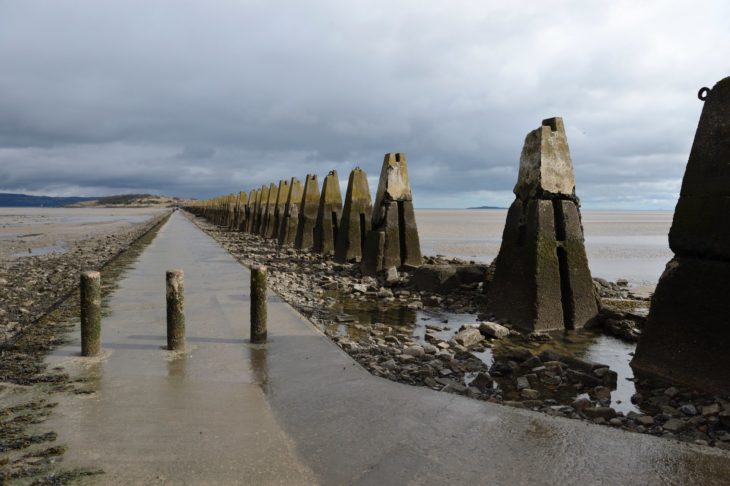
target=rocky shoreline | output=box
[0,211,170,484]
[188,212,730,451]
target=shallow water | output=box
[327,295,641,415]
[416,209,673,287]
[12,242,67,257]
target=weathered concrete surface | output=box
[633,256,730,392]
[234,191,248,231]
[241,191,251,231]
[80,270,101,357]
[270,179,290,240]
[313,170,343,256]
[294,174,320,250]
[244,188,258,233]
[165,269,185,351]
[46,212,316,484]
[487,119,598,332]
[362,153,422,274]
[261,182,278,237]
[515,117,577,200]
[412,264,489,294]
[46,212,730,484]
[334,167,372,263]
[254,184,269,235]
[633,77,730,394]
[278,177,304,246]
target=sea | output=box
[415,209,673,289]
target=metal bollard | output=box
[166,269,185,351]
[80,270,102,356]
[250,265,268,343]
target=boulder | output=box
[412,264,489,294]
[479,321,510,339]
[471,372,493,391]
[453,327,483,348]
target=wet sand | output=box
[416,209,673,287]
[0,207,169,260]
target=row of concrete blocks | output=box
[186,153,423,275]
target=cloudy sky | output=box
[0,1,727,209]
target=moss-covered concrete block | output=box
[294,174,320,250]
[278,177,304,246]
[335,167,372,263]
[314,170,343,255]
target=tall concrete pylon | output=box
[233,191,247,231]
[262,182,279,237]
[278,177,304,246]
[313,170,343,255]
[270,179,290,240]
[245,189,258,233]
[254,185,269,235]
[335,167,372,263]
[632,77,730,393]
[294,174,320,250]
[361,153,422,275]
[486,117,598,332]
[238,191,250,231]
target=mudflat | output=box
[0,207,168,260]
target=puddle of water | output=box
[12,242,67,257]
[321,290,641,415]
[524,331,640,414]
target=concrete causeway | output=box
[47,212,730,485]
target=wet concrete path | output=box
[48,212,730,485]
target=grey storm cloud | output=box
[0,0,728,208]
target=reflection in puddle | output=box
[249,347,269,393]
[321,291,642,415]
[167,354,187,378]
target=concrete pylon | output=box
[238,192,250,231]
[269,179,290,240]
[254,185,269,235]
[361,153,422,275]
[261,182,279,237]
[245,189,257,233]
[335,167,372,263]
[313,170,343,255]
[632,77,730,393]
[294,174,320,250]
[278,177,304,246]
[486,117,598,332]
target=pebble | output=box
[663,418,687,433]
[404,345,425,358]
[516,376,530,391]
[680,404,698,416]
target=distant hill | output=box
[467,205,507,210]
[0,192,182,208]
[71,194,182,207]
[0,193,96,207]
